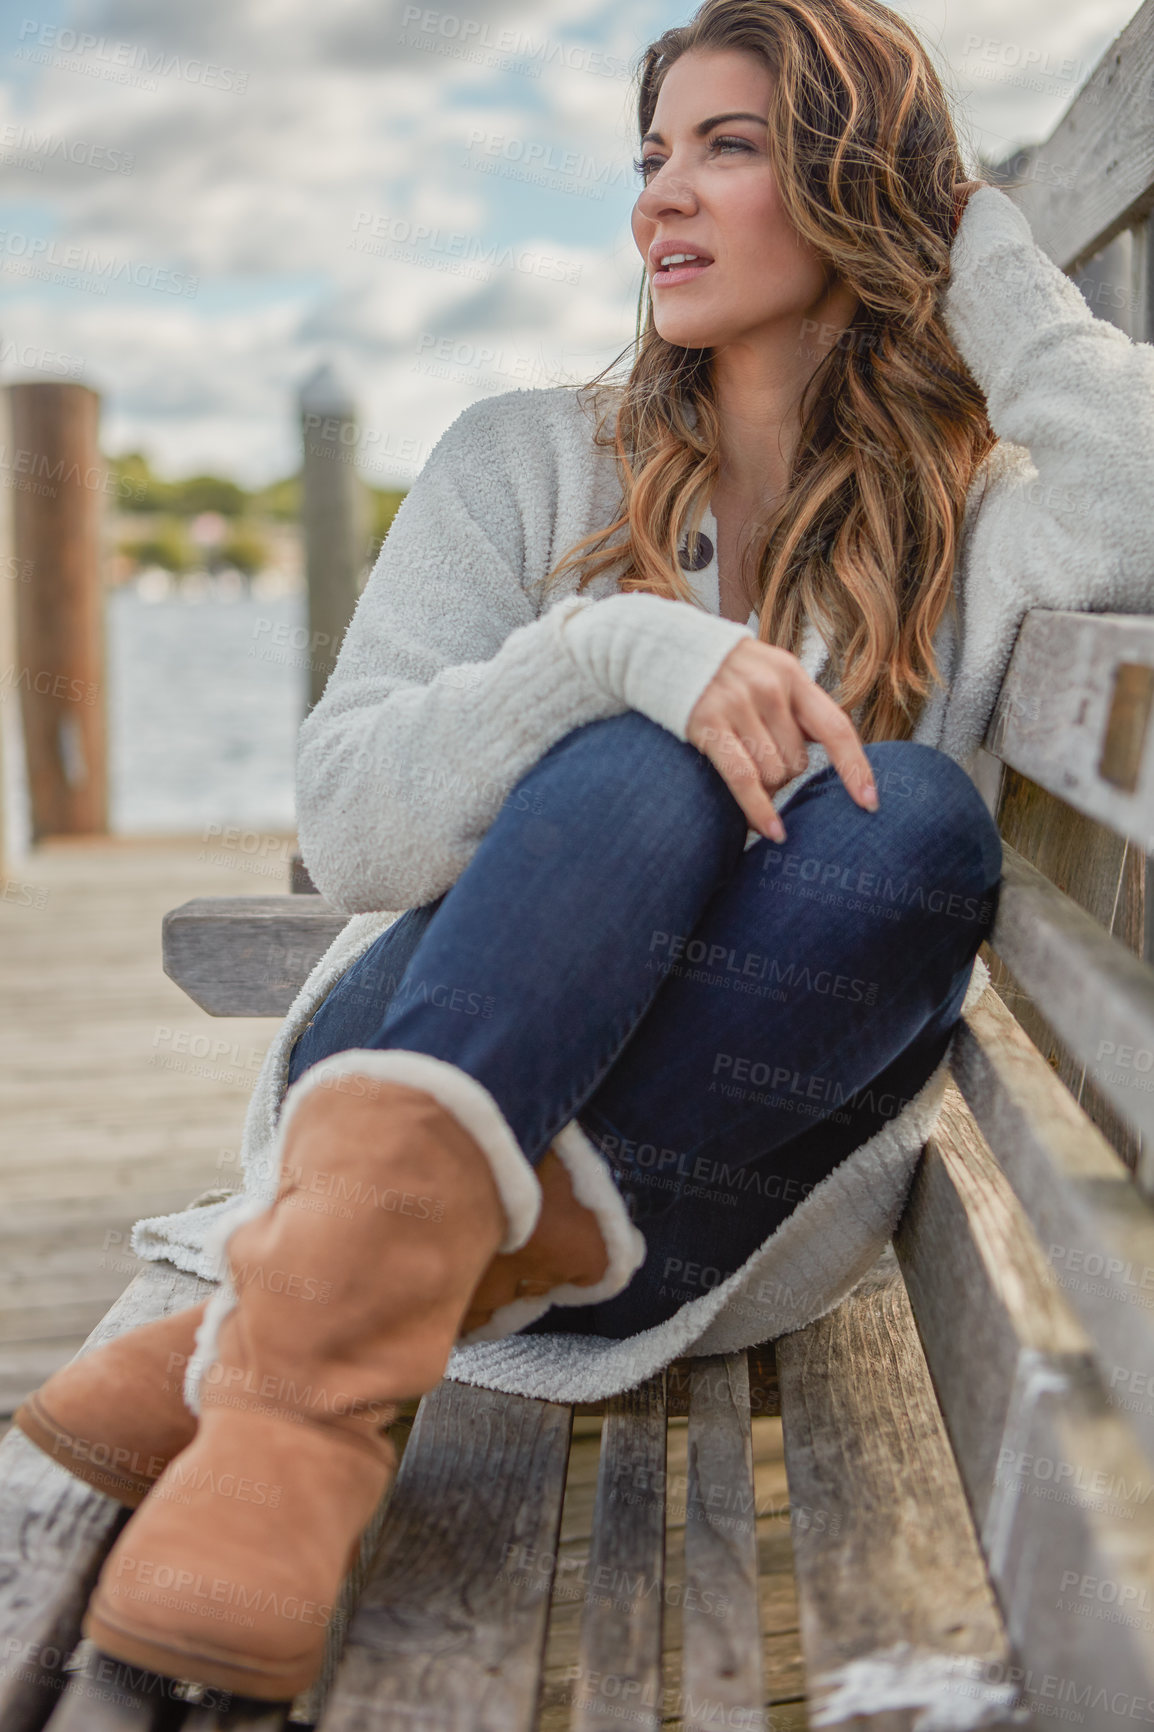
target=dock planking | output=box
[0,834,286,1421]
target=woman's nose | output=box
[637,174,698,219]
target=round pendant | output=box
[677,531,714,573]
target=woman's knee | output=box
[863,740,1002,895]
[515,711,748,859]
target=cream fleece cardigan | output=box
[134,184,1154,1403]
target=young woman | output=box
[18,0,1154,1701]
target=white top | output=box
[132,185,1154,1407]
[682,497,830,670]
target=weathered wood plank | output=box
[681,1355,765,1732]
[776,1249,1019,1730]
[42,1642,188,1730]
[666,1346,779,1421]
[895,1091,1154,1722]
[161,898,350,1017]
[985,758,1145,1173]
[985,611,1154,856]
[988,843,1154,1150]
[896,1091,1097,1530]
[997,0,1154,271]
[0,836,279,1407]
[183,1691,290,1728]
[572,1376,665,1732]
[0,1260,209,1732]
[319,1378,571,1731]
[950,989,1154,1440]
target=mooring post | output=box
[0,383,15,876]
[299,362,366,713]
[8,381,107,841]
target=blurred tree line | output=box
[108,451,406,581]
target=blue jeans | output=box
[287,714,1001,1337]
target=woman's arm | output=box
[295,393,753,915]
[942,183,1154,614]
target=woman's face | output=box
[631,47,856,354]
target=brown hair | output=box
[535,0,994,740]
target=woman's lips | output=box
[652,260,714,287]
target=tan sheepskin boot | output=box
[13,1094,639,1514]
[13,1304,205,1506]
[80,1049,618,1701]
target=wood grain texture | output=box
[299,370,366,713]
[950,991,1154,1459]
[982,609,1152,1170]
[0,1260,209,1732]
[985,612,1154,852]
[988,843,1154,1149]
[998,0,1154,271]
[985,762,1145,1173]
[9,383,107,841]
[319,1378,572,1732]
[895,1089,1097,1530]
[572,1376,665,1732]
[183,1693,290,1729]
[0,837,281,1405]
[896,1090,1154,1722]
[681,1356,765,1732]
[776,1250,1016,1731]
[42,1642,188,1730]
[161,898,351,1017]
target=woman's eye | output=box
[632,136,754,179]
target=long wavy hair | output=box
[535,0,995,741]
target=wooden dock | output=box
[0,833,285,1419]
[0,833,809,1726]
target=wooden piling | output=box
[299,362,366,711]
[0,385,15,876]
[8,381,107,839]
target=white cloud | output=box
[0,0,1137,484]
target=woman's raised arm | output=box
[942,183,1154,616]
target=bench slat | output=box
[987,843,1154,1150]
[0,1261,209,1732]
[951,988,1154,1449]
[986,611,1154,848]
[776,1250,1017,1730]
[895,1091,1154,1718]
[161,898,349,1017]
[987,758,1145,1174]
[681,1355,766,1732]
[319,1378,571,1731]
[42,1645,177,1730]
[183,1695,290,1728]
[572,1375,665,1732]
[1000,6,1154,272]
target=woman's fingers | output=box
[742,686,809,788]
[788,673,878,811]
[698,727,787,841]
[685,638,877,821]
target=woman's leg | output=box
[286,719,1000,1280]
[78,717,1000,1698]
[287,711,752,1148]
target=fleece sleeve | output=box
[295,397,753,915]
[942,183,1154,615]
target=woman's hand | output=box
[686,638,877,843]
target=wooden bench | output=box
[5,9,1154,1720]
[2,602,1153,1732]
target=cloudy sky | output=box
[0,0,1136,486]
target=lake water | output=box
[4,588,307,852]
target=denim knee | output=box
[521,711,749,867]
[864,739,1003,898]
